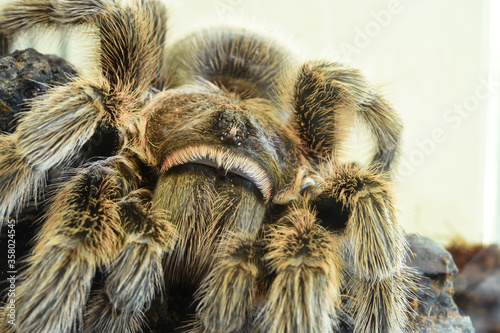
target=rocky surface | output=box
[406,234,475,333]
[0,48,76,133]
[0,49,476,332]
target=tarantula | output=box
[0,0,414,332]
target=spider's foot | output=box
[197,236,258,333]
[259,204,342,333]
[325,163,414,332]
[327,163,406,279]
[85,191,177,332]
[349,269,414,333]
[1,246,95,333]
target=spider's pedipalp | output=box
[196,235,260,333]
[259,199,342,333]
[84,189,177,333]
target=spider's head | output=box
[141,85,302,207]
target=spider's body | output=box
[0,1,413,332]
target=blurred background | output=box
[2,0,498,246]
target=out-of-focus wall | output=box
[1,0,497,245]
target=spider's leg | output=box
[256,199,342,333]
[292,61,412,332]
[0,77,116,222]
[293,60,403,174]
[84,188,176,333]
[0,0,167,222]
[1,157,175,333]
[0,0,167,89]
[94,0,168,91]
[163,27,291,99]
[325,163,412,332]
[196,234,262,333]
[0,0,105,56]
[1,158,129,333]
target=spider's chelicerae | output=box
[0,0,415,332]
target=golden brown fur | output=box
[0,0,414,332]
[260,199,343,333]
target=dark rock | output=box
[406,234,475,333]
[0,48,76,133]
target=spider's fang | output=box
[161,145,273,202]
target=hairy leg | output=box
[258,199,342,333]
[0,0,167,88]
[0,77,115,222]
[196,234,261,333]
[84,189,176,333]
[293,60,403,174]
[1,158,131,332]
[326,162,413,332]
[1,156,177,333]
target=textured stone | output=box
[0,48,75,133]
[406,234,475,333]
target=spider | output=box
[0,0,414,332]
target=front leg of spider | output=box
[260,199,343,333]
[291,61,413,333]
